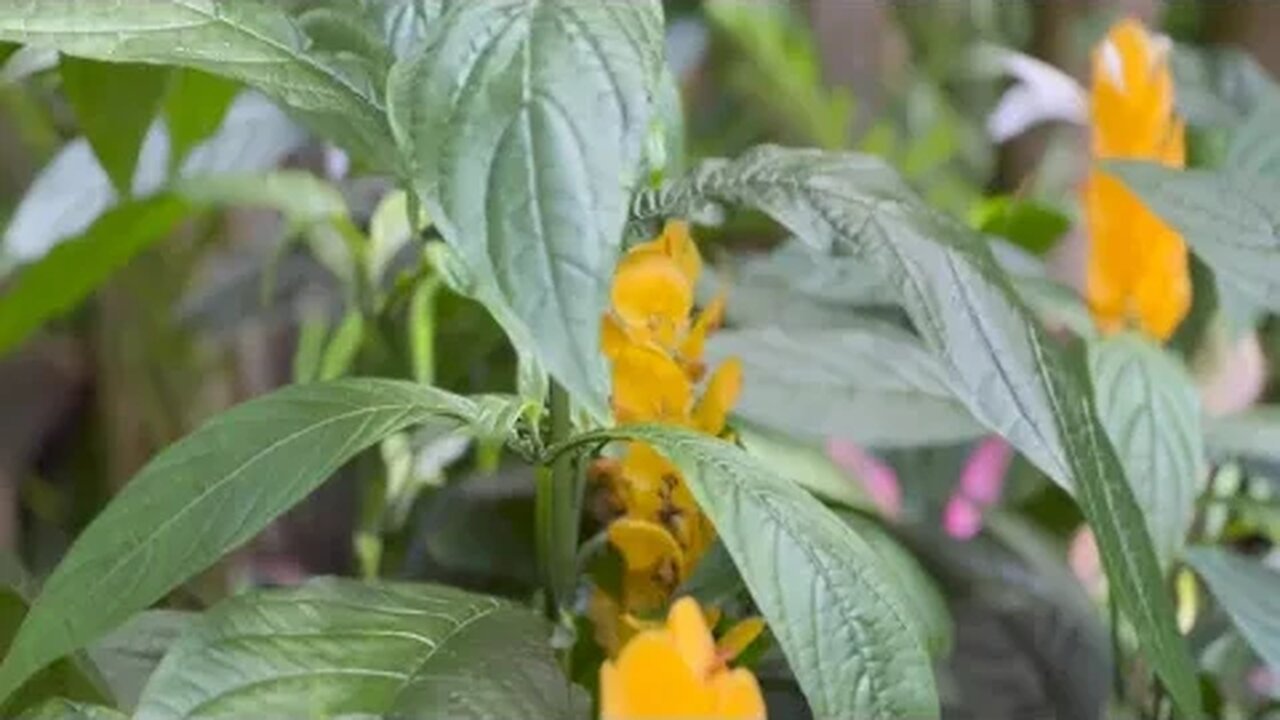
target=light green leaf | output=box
[708,321,983,448]
[388,0,665,418]
[838,512,952,657]
[0,580,109,716]
[163,68,239,169]
[317,311,365,381]
[134,579,581,720]
[560,425,938,719]
[59,57,169,194]
[175,171,348,228]
[1185,547,1280,672]
[1205,406,1280,463]
[734,423,873,512]
[0,380,524,704]
[0,0,396,170]
[1172,44,1280,129]
[0,195,190,359]
[87,612,190,713]
[1226,97,1280,177]
[1110,162,1280,312]
[636,145,1202,717]
[16,699,126,720]
[1089,333,1204,569]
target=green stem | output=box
[536,384,581,619]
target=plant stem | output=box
[535,383,581,619]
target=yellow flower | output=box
[601,597,766,720]
[1085,18,1189,341]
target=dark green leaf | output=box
[708,321,983,448]
[16,699,126,720]
[59,57,170,194]
[388,0,666,417]
[0,0,396,170]
[0,195,190,359]
[1185,547,1280,672]
[636,146,1202,717]
[0,380,524,704]
[87,612,190,713]
[561,425,939,719]
[0,583,109,716]
[1112,162,1280,313]
[134,578,582,720]
[1089,333,1204,569]
[163,69,239,168]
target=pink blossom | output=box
[826,438,902,520]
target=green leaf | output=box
[1109,162,1280,312]
[87,612,190,713]
[163,69,239,169]
[388,0,666,418]
[0,0,396,170]
[971,195,1071,256]
[734,423,873,512]
[1172,44,1280,129]
[1185,547,1280,672]
[636,145,1202,717]
[0,195,190,359]
[560,425,939,719]
[59,57,170,194]
[0,380,524,705]
[1205,406,1280,463]
[707,321,983,448]
[174,171,348,227]
[317,311,365,381]
[134,578,582,720]
[838,512,952,657]
[1089,333,1204,569]
[16,699,126,720]
[0,581,109,716]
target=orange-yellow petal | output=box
[680,293,728,377]
[609,518,684,573]
[716,617,767,662]
[657,220,703,289]
[711,668,768,719]
[611,344,693,424]
[610,251,692,350]
[601,313,630,361]
[694,358,744,435]
[668,596,718,677]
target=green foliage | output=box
[134,579,581,719]
[163,69,239,170]
[1186,547,1280,673]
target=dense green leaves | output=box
[134,579,580,720]
[0,196,190,358]
[1090,333,1204,569]
[1186,547,1280,672]
[708,322,983,447]
[1110,162,1280,312]
[59,58,170,193]
[388,0,666,417]
[560,425,939,719]
[636,145,1202,716]
[0,380,524,705]
[0,0,396,169]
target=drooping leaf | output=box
[388,0,666,417]
[58,57,170,194]
[87,612,191,713]
[0,380,524,704]
[559,425,939,719]
[708,321,983,448]
[134,579,582,720]
[1089,333,1204,569]
[1110,162,1280,313]
[163,69,239,168]
[0,195,190,358]
[1185,547,1280,672]
[636,145,1202,717]
[0,0,397,169]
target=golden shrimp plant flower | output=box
[1085,18,1189,341]
[601,597,766,720]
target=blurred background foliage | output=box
[3,1,1280,718]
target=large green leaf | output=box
[1171,44,1280,129]
[1205,406,1280,463]
[707,321,983,448]
[388,0,665,417]
[134,579,581,720]
[1090,333,1204,569]
[636,145,1202,716]
[0,380,524,704]
[1110,162,1280,312]
[59,57,170,194]
[1185,547,1280,672]
[559,425,938,719]
[0,0,396,169]
[0,195,190,359]
[87,612,191,713]
[0,581,109,716]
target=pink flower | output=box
[943,437,1013,540]
[826,438,902,520]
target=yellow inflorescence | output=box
[1085,18,1190,341]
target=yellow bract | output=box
[601,597,766,720]
[591,220,748,660]
[1086,18,1189,341]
